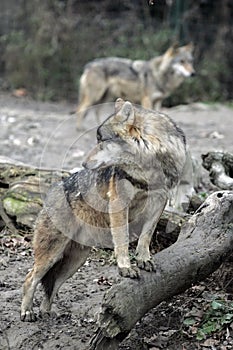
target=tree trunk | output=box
[90,191,233,350]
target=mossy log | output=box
[0,156,69,232]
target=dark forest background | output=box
[0,0,232,106]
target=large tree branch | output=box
[90,191,233,350]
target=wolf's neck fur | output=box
[149,57,184,95]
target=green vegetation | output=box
[0,1,232,104]
[183,299,233,341]
[3,197,29,216]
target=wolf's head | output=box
[83,99,141,170]
[163,43,195,78]
[83,98,186,173]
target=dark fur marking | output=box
[62,166,148,207]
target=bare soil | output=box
[0,93,233,350]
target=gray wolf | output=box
[21,98,186,321]
[76,43,195,128]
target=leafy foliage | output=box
[183,299,233,341]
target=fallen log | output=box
[90,191,233,350]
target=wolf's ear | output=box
[164,42,179,58]
[180,42,194,53]
[186,42,194,52]
[115,98,125,112]
[115,99,135,124]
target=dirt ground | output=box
[0,93,233,350]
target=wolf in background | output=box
[76,43,195,128]
[21,98,186,321]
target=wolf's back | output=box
[85,57,143,80]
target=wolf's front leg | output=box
[110,209,140,278]
[114,242,140,278]
[109,177,140,279]
[136,228,157,272]
[151,91,164,111]
[136,196,167,272]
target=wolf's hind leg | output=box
[40,241,91,317]
[21,243,67,322]
[20,267,41,322]
[21,222,69,322]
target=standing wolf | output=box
[21,98,186,322]
[76,43,195,128]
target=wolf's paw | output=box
[136,259,156,272]
[118,266,140,279]
[20,309,37,322]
